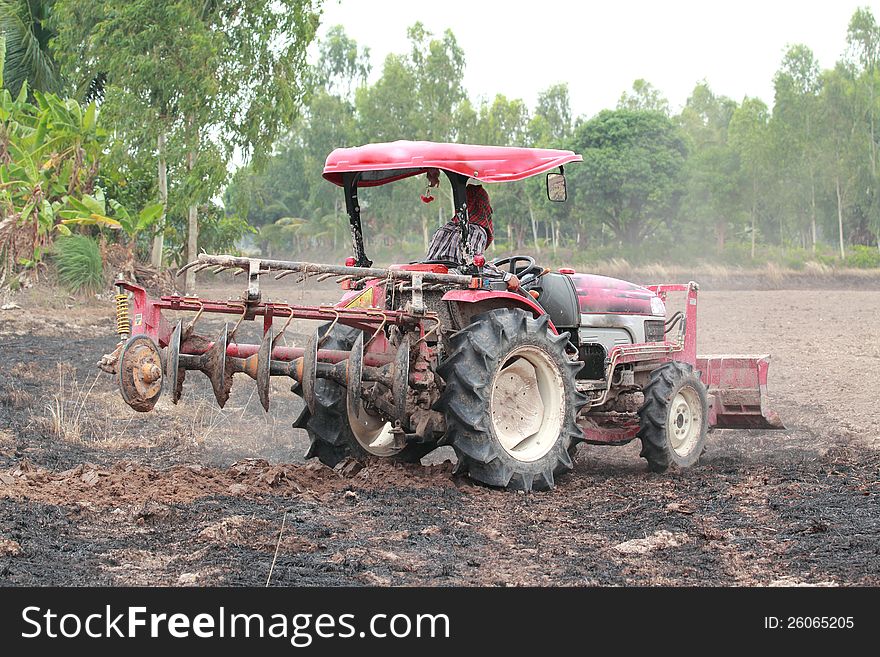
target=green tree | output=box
[405,22,465,142]
[54,0,321,291]
[353,23,467,248]
[729,97,771,257]
[355,53,419,142]
[354,22,466,144]
[772,44,822,250]
[466,94,529,145]
[847,6,880,249]
[224,130,318,255]
[528,83,574,253]
[571,109,686,246]
[529,82,572,144]
[679,83,742,252]
[617,79,670,115]
[316,24,371,100]
[818,65,861,258]
[227,26,367,256]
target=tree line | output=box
[230,8,880,269]
[2,2,880,298]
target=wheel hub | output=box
[492,360,545,445]
[347,399,403,457]
[668,388,702,455]
[490,346,564,463]
[118,335,163,412]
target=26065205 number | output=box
[789,617,853,629]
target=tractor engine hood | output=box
[569,273,661,315]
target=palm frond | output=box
[0,0,59,96]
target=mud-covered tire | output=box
[637,361,709,473]
[436,308,584,491]
[300,323,434,468]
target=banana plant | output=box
[108,198,164,242]
[57,188,120,229]
[0,80,113,270]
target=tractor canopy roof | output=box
[323,140,582,187]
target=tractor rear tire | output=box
[637,361,709,473]
[300,323,434,468]
[436,308,584,491]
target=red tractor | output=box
[103,141,783,491]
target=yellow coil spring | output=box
[115,293,131,337]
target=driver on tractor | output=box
[423,169,521,291]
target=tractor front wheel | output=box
[637,361,709,472]
[436,308,584,491]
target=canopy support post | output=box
[445,171,473,268]
[343,171,372,268]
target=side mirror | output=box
[546,173,567,202]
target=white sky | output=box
[315,0,876,118]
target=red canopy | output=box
[323,140,582,187]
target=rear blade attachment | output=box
[697,355,785,430]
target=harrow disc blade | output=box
[301,331,318,414]
[118,334,163,412]
[256,329,273,412]
[345,332,400,456]
[345,332,365,424]
[204,324,232,408]
[393,334,411,432]
[166,320,185,404]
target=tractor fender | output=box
[441,289,557,334]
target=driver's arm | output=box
[481,261,521,290]
[466,226,521,290]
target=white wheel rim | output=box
[347,402,401,457]
[667,386,702,457]
[490,346,565,463]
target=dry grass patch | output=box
[45,363,102,443]
[35,363,167,449]
[0,383,34,409]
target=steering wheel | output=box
[488,255,539,278]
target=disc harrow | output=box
[104,255,445,433]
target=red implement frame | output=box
[589,282,783,439]
[120,281,401,367]
[697,355,784,429]
[647,282,783,430]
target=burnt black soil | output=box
[1,442,877,586]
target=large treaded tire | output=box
[299,323,434,468]
[637,361,709,473]
[436,308,585,491]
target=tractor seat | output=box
[389,263,450,274]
